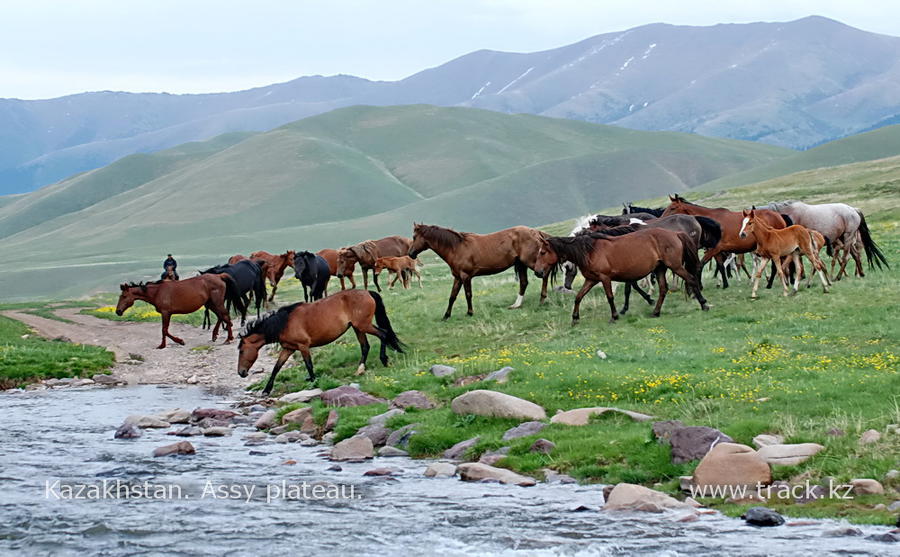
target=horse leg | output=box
[463,278,474,316]
[372,269,382,292]
[765,258,779,289]
[299,347,315,382]
[262,348,296,396]
[703,249,727,289]
[303,284,309,302]
[850,242,864,278]
[620,282,632,315]
[669,262,708,311]
[572,278,598,324]
[161,312,185,347]
[362,268,369,290]
[416,270,423,288]
[357,322,391,367]
[750,256,768,299]
[539,273,549,304]
[509,265,528,309]
[339,276,347,290]
[443,277,462,320]
[353,328,370,376]
[650,267,669,317]
[214,300,234,343]
[602,279,619,323]
[803,245,831,292]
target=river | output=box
[0,386,894,556]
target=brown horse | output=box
[337,236,411,292]
[533,228,708,324]
[237,290,404,395]
[116,274,245,349]
[374,256,422,289]
[407,224,550,319]
[317,248,356,290]
[662,194,789,288]
[250,250,296,302]
[739,209,831,298]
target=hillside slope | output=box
[3,16,900,194]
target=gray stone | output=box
[390,390,435,410]
[321,385,386,407]
[324,410,340,432]
[377,446,409,457]
[652,420,685,442]
[668,426,734,463]
[157,408,192,424]
[355,424,392,446]
[278,388,323,404]
[530,438,556,454]
[824,526,863,537]
[859,429,881,444]
[269,425,289,435]
[451,390,546,421]
[114,423,142,439]
[742,507,784,527]
[331,436,374,461]
[457,463,535,486]
[443,437,480,460]
[281,406,313,425]
[254,410,278,430]
[755,443,825,466]
[152,441,195,457]
[368,408,405,426]
[604,483,691,512]
[92,374,122,385]
[479,447,510,466]
[752,434,785,448]
[124,415,170,428]
[385,424,418,448]
[850,478,884,495]
[551,407,653,425]
[542,469,577,484]
[275,431,310,444]
[201,427,231,437]
[174,426,202,437]
[363,467,401,476]
[196,417,232,429]
[502,421,546,441]
[424,462,457,478]
[484,366,514,383]
[191,408,237,421]
[430,364,456,377]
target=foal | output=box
[374,256,422,289]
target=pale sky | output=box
[2,0,897,100]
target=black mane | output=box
[624,203,664,217]
[416,224,469,249]
[240,302,303,344]
[126,280,165,291]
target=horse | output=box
[408,223,551,319]
[662,194,790,288]
[116,274,245,349]
[533,227,708,324]
[160,266,179,281]
[317,248,356,290]
[374,256,422,289]
[250,250,296,302]
[622,203,665,218]
[292,251,331,301]
[337,236,412,292]
[759,201,888,279]
[237,290,404,395]
[200,259,267,325]
[738,208,831,298]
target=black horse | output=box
[200,259,267,324]
[293,251,331,301]
[622,203,665,218]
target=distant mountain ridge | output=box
[3,15,900,194]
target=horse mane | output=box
[125,280,165,291]
[547,235,599,269]
[590,224,638,237]
[417,225,470,249]
[569,215,596,236]
[240,302,303,344]
[625,204,664,217]
[295,250,316,261]
[201,264,228,275]
[589,215,631,228]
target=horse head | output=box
[408,223,429,258]
[116,283,138,315]
[533,238,559,279]
[739,208,756,238]
[237,333,265,378]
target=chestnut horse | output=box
[318,248,356,290]
[337,236,411,292]
[250,250,296,302]
[408,224,550,319]
[237,290,404,395]
[533,228,708,324]
[116,274,245,349]
[739,209,831,298]
[662,194,789,288]
[374,256,422,289]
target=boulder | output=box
[550,407,653,426]
[530,439,556,454]
[269,425,290,435]
[281,406,313,425]
[369,408,405,426]
[201,427,232,437]
[385,424,418,448]
[191,408,237,421]
[174,426,202,437]
[502,421,546,441]
[479,447,510,466]
[457,463,536,486]
[114,423,142,439]
[124,415,170,428]
[651,420,685,442]
[752,434,785,448]
[152,441,195,457]
[424,462,457,478]
[254,410,278,430]
[324,410,340,432]
[330,436,374,461]
[668,426,734,463]
[92,374,123,386]
[443,437,480,460]
[278,388,323,404]
[321,385,386,407]
[274,431,309,444]
[157,408,191,424]
[363,467,400,477]
[542,469,578,484]
[196,417,231,429]
[850,479,884,495]
[390,390,435,410]
[378,446,408,457]
[755,443,825,466]
[484,366,514,383]
[355,424,392,446]
[451,390,546,421]
[741,507,785,526]
[859,429,881,444]
[299,414,318,435]
[692,443,771,489]
[430,364,456,377]
[603,483,691,512]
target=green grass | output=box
[0,314,114,389]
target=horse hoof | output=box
[442,315,451,321]
[175,338,186,345]
[649,313,660,318]
[701,305,710,312]
[156,344,166,349]
[355,364,366,376]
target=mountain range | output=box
[3,15,900,195]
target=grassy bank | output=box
[78,168,900,524]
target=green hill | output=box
[697,124,900,191]
[0,104,791,300]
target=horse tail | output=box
[824,235,833,257]
[678,232,702,281]
[254,266,267,314]
[781,213,794,227]
[202,307,211,329]
[220,273,247,321]
[694,216,721,249]
[857,211,889,269]
[368,291,405,353]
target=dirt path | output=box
[3,308,276,392]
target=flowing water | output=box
[0,386,894,556]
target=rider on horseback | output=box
[162,254,179,281]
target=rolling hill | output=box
[4,16,900,194]
[0,105,789,300]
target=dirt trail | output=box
[3,308,276,392]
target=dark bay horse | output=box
[318,248,356,290]
[662,194,790,288]
[116,274,245,349]
[293,251,331,301]
[534,228,708,324]
[622,203,665,218]
[337,236,412,292]
[237,290,404,395]
[201,259,267,324]
[407,223,550,319]
[250,250,296,302]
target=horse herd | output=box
[114,194,888,394]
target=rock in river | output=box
[330,436,374,461]
[124,415,170,428]
[604,483,691,512]
[741,507,785,527]
[152,441,195,457]
[457,463,535,486]
[114,423,142,439]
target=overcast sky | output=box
[2,0,897,100]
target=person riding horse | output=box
[162,254,179,281]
